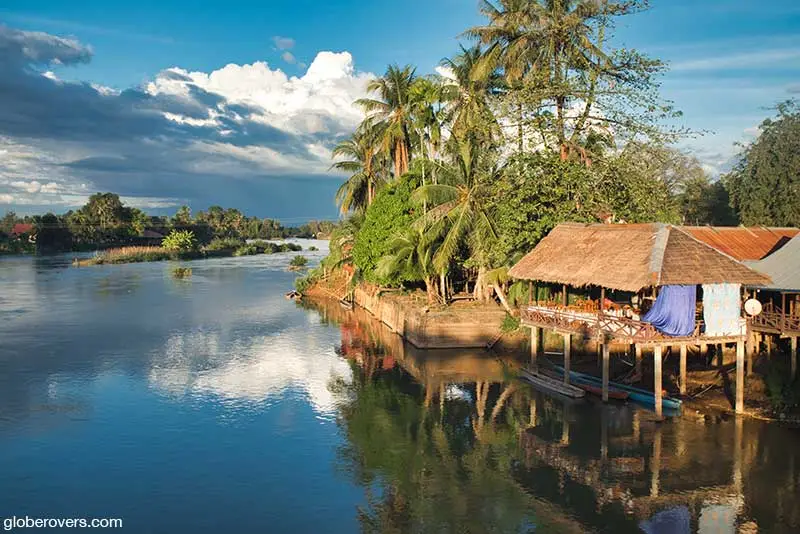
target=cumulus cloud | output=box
[0,25,373,214]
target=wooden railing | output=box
[521,305,726,343]
[751,302,800,334]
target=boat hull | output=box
[519,369,586,399]
[553,366,681,411]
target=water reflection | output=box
[306,298,800,533]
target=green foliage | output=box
[204,237,245,252]
[290,255,309,268]
[309,246,318,251]
[488,151,680,266]
[233,244,260,256]
[295,267,323,292]
[161,230,198,252]
[352,178,419,285]
[724,100,800,226]
[500,313,520,333]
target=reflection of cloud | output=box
[149,327,352,415]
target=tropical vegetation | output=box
[310,0,793,304]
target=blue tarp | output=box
[642,285,697,337]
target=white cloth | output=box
[702,284,742,336]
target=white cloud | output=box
[0,193,14,203]
[671,48,800,72]
[147,51,371,141]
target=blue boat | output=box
[552,366,682,411]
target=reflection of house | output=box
[10,223,35,242]
[686,226,800,378]
[508,223,771,415]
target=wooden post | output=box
[679,345,687,395]
[635,344,642,380]
[530,327,539,368]
[562,284,567,307]
[563,334,571,384]
[791,337,798,380]
[700,342,707,358]
[782,292,787,332]
[528,281,533,305]
[601,343,610,403]
[600,287,606,312]
[746,331,756,376]
[736,340,745,414]
[654,345,663,419]
[766,335,773,358]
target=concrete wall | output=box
[353,287,507,349]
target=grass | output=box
[233,244,260,256]
[77,246,174,266]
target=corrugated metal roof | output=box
[745,234,800,291]
[683,226,799,261]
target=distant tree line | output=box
[0,193,337,254]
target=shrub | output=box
[84,246,172,265]
[308,246,318,251]
[290,255,308,268]
[233,244,259,257]
[204,237,245,252]
[279,242,303,252]
[295,266,322,292]
[352,177,418,286]
[162,230,197,252]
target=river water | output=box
[0,241,798,533]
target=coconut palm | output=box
[356,65,417,178]
[411,138,499,300]
[466,0,617,159]
[332,126,388,215]
[439,45,504,150]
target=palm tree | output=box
[439,45,503,150]
[411,138,498,301]
[466,0,615,160]
[356,65,417,177]
[331,126,387,215]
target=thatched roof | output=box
[745,234,800,292]
[508,223,772,292]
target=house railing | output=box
[751,302,800,334]
[520,304,735,343]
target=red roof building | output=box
[10,223,34,236]
[682,226,799,261]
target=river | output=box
[0,241,798,533]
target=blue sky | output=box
[0,0,798,221]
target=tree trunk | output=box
[493,283,513,314]
[440,272,447,303]
[517,102,524,153]
[424,276,437,305]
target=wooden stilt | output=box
[679,345,687,395]
[716,343,724,368]
[746,331,755,376]
[563,333,571,385]
[530,327,539,368]
[791,337,798,380]
[766,335,773,358]
[736,340,745,414]
[601,343,610,403]
[654,345,663,419]
[635,344,642,380]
